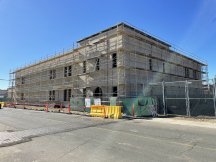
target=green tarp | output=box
[70,97,94,113]
[70,96,157,116]
[110,97,117,106]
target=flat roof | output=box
[77,22,171,47]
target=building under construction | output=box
[10,22,208,105]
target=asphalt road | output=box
[0,108,216,162]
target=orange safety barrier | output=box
[45,103,49,112]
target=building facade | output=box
[0,89,7,101]
[11,23,207,104]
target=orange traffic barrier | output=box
[45,104,48,112]
[68,101,71,113]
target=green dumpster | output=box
[122,96,157,117]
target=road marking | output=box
[95,127,216,152]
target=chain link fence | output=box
[149,78,216,117]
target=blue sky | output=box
[0,0,216,89]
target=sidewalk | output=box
[140,117,216,129]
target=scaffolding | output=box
[9,22,208,106]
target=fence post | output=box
[213,77,216,117]
[132,103,135,117]
[185,80,191,117]
[162,81,166,116]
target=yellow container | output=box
[105,106,122,119]
[90,105,122,119]
[90,105,106,118]
[0,102,4,108]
